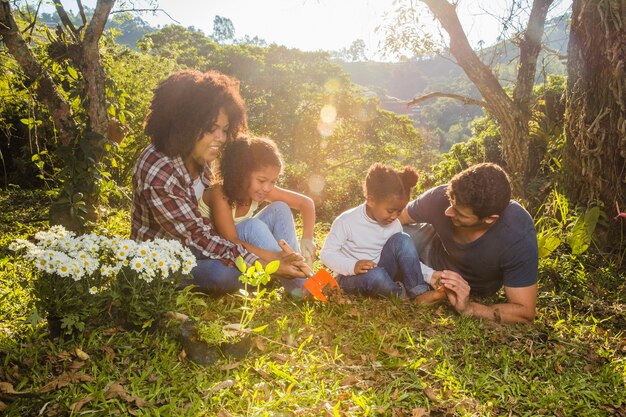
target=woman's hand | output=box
[354,260,376,274]
[273,251,307,278]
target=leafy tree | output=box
[346,39,367,62]
[381,0,557,197]
[212,15,235,44]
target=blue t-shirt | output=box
[406,185,538,296]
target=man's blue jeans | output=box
[189,201,305,295]
[336,232,429,299]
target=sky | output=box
[39,0,572,60]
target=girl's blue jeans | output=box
[336,232,429,299]
[190,201,306,295]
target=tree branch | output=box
[111,8,181,24]
[407,92,487,108]
[513,0,554,114]
[81,0,116,135]
[76,0,88,27]
[54,1,79,38]
[420,0,515,120]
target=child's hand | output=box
[299,238,316,265]
[354,260,376,274]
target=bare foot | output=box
[414,287,446,305]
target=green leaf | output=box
[235,256,247,273]
[254,260,263,271]
[246,265,256,276]
[251,324,268,333]
[538,232,561,258]
[567,207,599,255]
[265,260,280,275]
[67,66,79,80]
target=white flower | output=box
[89,286,98,295]
[130,257,146,273]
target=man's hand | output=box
[299,238,316,266]
[439,269,537,324]
[354,260,376,274]
[439,270,471,314]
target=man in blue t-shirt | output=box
[400,163,538,324]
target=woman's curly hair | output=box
[144,70,247,158]
[217,136,283,206]
[447,162,511,218]
[363,163,418,202]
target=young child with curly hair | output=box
[321,163,439,301]
[200,136,317,278]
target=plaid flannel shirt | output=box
[130,144,258,266]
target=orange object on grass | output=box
[278,240,339,302]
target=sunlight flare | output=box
[308,174,326,194]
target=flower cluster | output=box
[10,225,197,285]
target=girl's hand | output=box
[354,260,376,274]
[299,238,316,265]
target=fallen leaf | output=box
[70,395,95,413]
[252,337,267,352]
[217,410,234,417]
[178,349,187,362]
[583,364,595,372]
[69,361,85,371]
[165,311,189,321]
[254,367,271,379]
[101,345,116,361]
[209,379,236,393]
[423,387,439,402]
[391,388,399,401]
[74,348,90,361]
[57,350,72,361]
[412,408,429,417]
[0,382,17,394]
[0,401,6,412]
[104,382,153,408]
[340,375,360,387]
[271,353,290,363]
[554,361,564,374]
[147,374,158,383]
[383,347,401,358]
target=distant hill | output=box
[338,13,570,151]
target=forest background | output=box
[0,0,625,415]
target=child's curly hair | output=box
[363,163,418,202]
[217,136,283,206]
[144,70,247,158]
[447,162,511,218]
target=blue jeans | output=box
[188,202,306,295]
[337,232,429,299]
[236,201,300,252]
[188,258,244,294]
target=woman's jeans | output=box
[190,202,305,295]
[336,232,429,299]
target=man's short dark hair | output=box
[447,163,511,218]
[144,70,247,158]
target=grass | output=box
[1,188,625,416]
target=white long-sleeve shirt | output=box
[320,203,433,281]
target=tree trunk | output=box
[420,0,553,198]
[564,0,626,216]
